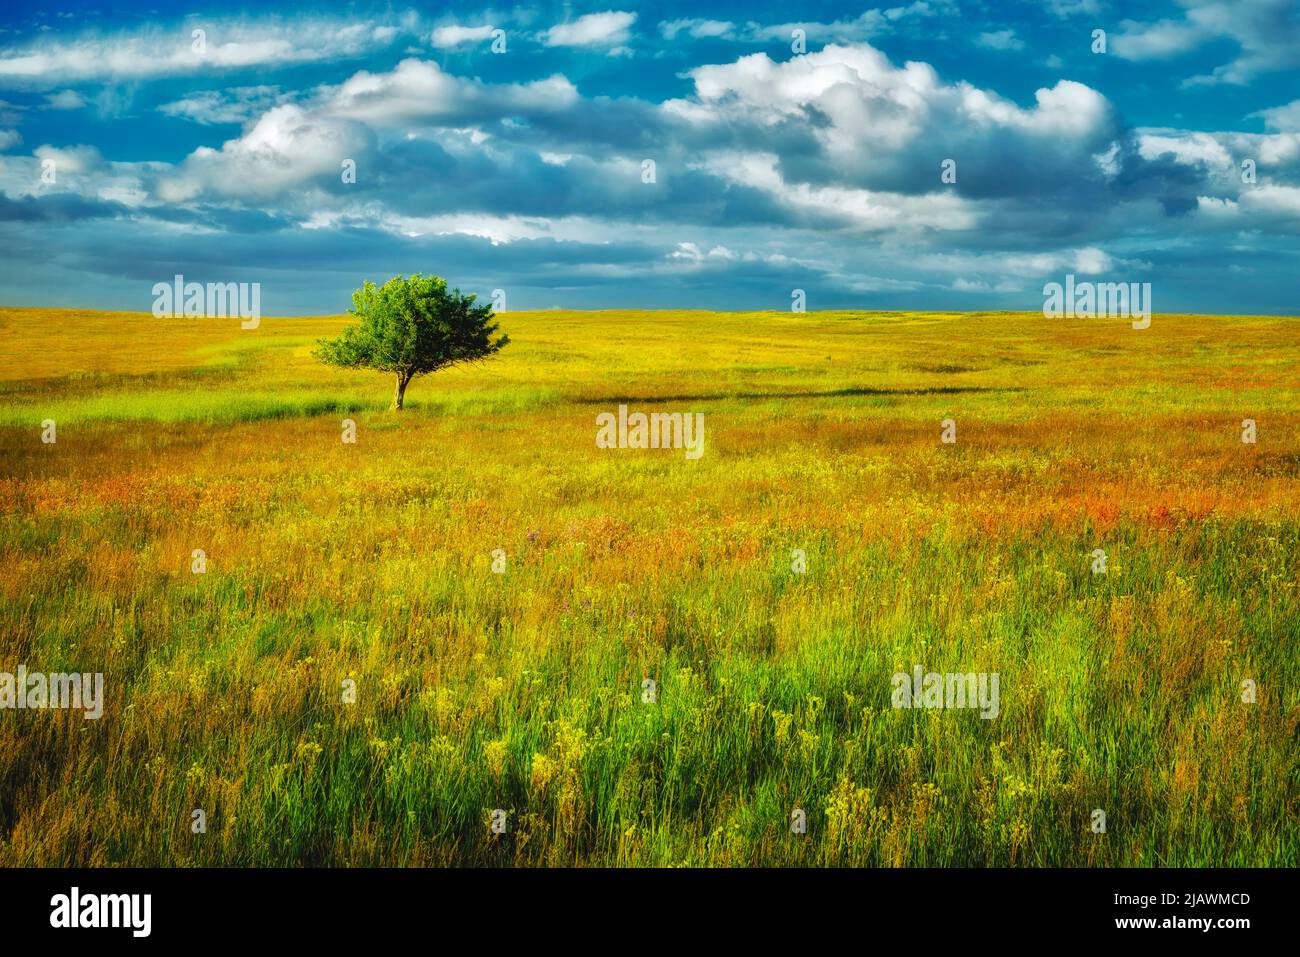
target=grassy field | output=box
[0,305,1296,867]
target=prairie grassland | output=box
[0,305,1296,867]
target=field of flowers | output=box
[0,306,1295,866]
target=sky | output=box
[0,0,1297,316]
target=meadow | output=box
[0,305,1296,867]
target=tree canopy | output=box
[315,274,509,409]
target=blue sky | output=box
[0,0,1297,315]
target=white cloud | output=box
[975,29,1024,51]
[650,43,1129,238]
[660,19,734,40]
[1242,184,1300,215]
[154,59,580,201]
[44,90,86,109]
[157,105,365,201]
[922,248,1119,279]
[430,25,495,49]
[1196,185,1300,227]
[1047,0,1101,16]
[1137,127,1300,177]
[738,3,940,44]
[671,45,1113,156]
[1112,18,1207,60]
[159,86,286,125]
[1253,98,1300,132]
[0,143,158,208]
[33,143,102,175]
[1137,131,1233,168]
[384,212,558,244]
[668,242,738,262]
[543,11,637,48]
[704,150,979,233]
[953,277,1020,293]
[0,17,408,87]
[2,8,1297,314]
[1111,1,1300,86]
[324,59,578,125]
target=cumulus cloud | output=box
[543,11,637,47]
[128,37,1275,297]
[325,58,578,125]
[700,150,979,234]
[1111,0,1300,85]
[33,143,103,175]
[153,60,580,202]
[430,25,496,49]
[666,44,1119,206]
[1111,18,1207,60]
[3,10,1297,315]
[44,90,86,109]
[1137,128,1300,183]
[1253,99,1300,132]
[157,105,369,201]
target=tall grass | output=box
[0,307,1295,866]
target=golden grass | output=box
[0,305,1296,866]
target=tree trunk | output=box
[392,372,411,410]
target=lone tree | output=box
[315,274,509,410]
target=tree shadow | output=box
[577,386,1022,404]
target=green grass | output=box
[0,306,1296,866]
